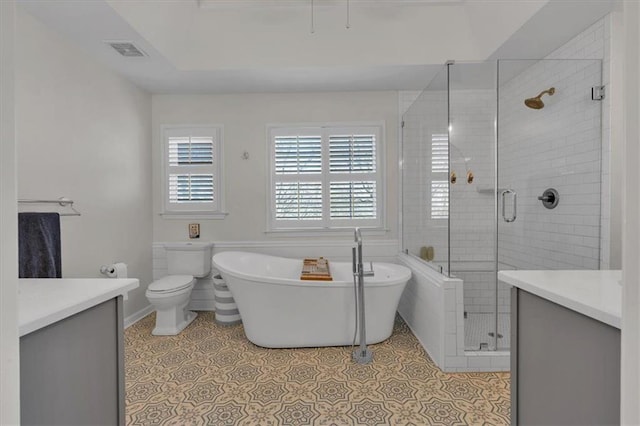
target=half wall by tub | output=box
[212,251,411,348]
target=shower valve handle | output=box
[538,188,559,209]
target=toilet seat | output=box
[147,275,194,294]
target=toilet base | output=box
[152,310,198,336]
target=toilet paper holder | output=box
[100,262,128,278]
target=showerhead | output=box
[524,87,556,109]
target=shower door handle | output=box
[501,189,517,223]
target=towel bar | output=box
[18,197,81,216]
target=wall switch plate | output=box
[189,223,200,239]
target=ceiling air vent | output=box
[106,41,147,57]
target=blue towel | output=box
[18,212,62,278]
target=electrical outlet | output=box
[189,223,200,239]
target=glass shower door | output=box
[447,62,499,351]
[496,59,603,344]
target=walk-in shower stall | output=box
[399,59,603,371]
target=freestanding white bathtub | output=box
[212,251,411,348]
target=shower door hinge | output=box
[592,85,605,101]
[401,120,405,128]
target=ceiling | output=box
[17,0,615,94]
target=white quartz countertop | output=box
[19,278,139,336]
[498,270,622,329]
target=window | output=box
[431,133,449,220]
[162,126,225,217]
[268,124,383,230]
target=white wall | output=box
[15,9,153,318]
[152,92,399,243]
[621,1,640,423]
[0,1,20,424]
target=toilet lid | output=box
[148,275,194,292]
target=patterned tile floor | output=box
[125,312,510,425]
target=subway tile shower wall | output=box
[499,16,609,271]
[399,16,612,316]
[449,90,503,314]
[546,17,612,270]
[449,90,495,265]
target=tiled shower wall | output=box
[448,90,500,314]
[547,17,612,270]
[399,16,612,317]
[498,17,609,271]
[449,90,495,266]
[401,88,501,314]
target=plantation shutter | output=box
[431,181,449,219]
[164,127,222,214]
[329,134,376,173]
[274,136,322,175]
[273,135,323,221]
[431,133,449,173]
[329,134,377,219]
[275,182,323,220]
[269,125,382,229]
[329,181,376,219]
[431,133,449,220]
[168,136,215,203]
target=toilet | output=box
[146,242,213,335]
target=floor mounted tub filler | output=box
[212,251,411,348]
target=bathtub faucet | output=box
[354,228,374,277]
[353,228,373,364]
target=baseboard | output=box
[124,304,154,329]
[188,300,215,311]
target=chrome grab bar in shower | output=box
[501,189,517,223]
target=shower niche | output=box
[400,59,603,369]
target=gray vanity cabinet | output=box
[20,296,125,425]
[510,288,620,426]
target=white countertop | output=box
[19,278,139,336]
[498,270,622,329]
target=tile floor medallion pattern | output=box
[125,312,510,425]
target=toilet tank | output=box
[164,242,213,278]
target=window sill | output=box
[160,212,228,220]
[264,227,389,238]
